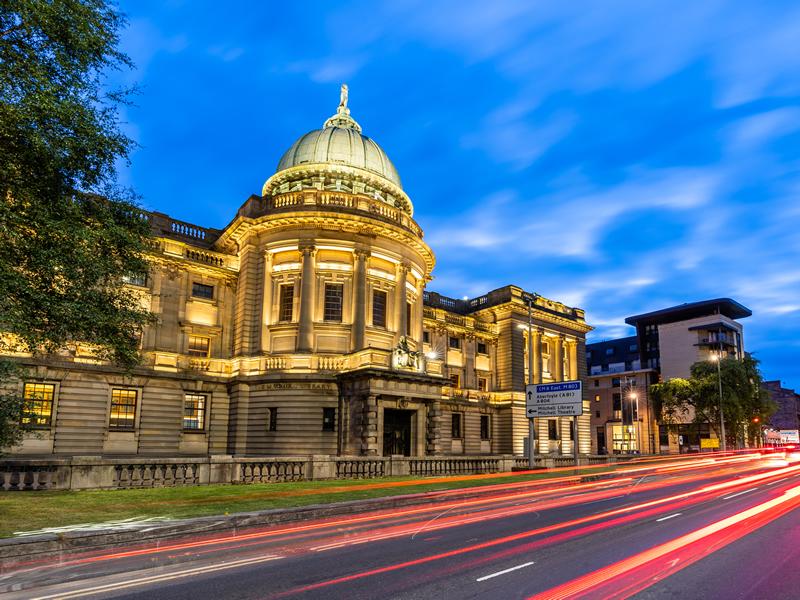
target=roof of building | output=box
[624,298,752,327]
[586,336,640,369]
[274,85,402,189]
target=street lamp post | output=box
[711,352,727,452]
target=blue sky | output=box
[114,1,800,389]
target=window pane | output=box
[480,415,490,440]
[188,335,210,357]
[192,282,214,299]
[183,393,206,430]
[449,336,460,349]
[322,407,336,432]
[122,272,148,287]
[22,383,55,427]
[279,284,294,322]
[372,290,387,328]
[451,413,462,438]
[477,341,487,354]
[109,389,137,429]
[267,407,278,431]
[324,284,343,322]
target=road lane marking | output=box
[722,488,758,500]
[766,477,789,486]
[476,561,535,582]
[655,512,682,522]
[30,554,283,599]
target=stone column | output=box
[426,400,442,455]
[351,249,369,352]
[297,244,316,352]
[533,327,543,384]
[568,339,578,381]
[394,263,409,342]
[414,278,425,347]
[362,394,379,456]
[553,334,564,382]
[260,251,273,353]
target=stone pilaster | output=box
[567,339,578,381]
[297,244,316,352]
[414,279,425,346]
[533,327,543,384]
[553,334,564,382]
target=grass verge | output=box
[0,465,621,538]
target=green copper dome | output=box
[274,85,402,189]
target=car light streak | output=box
[528,485,800,600]
[476,561,535,582]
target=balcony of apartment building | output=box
[690,322,742,359]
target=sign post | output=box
[526,380,583,464]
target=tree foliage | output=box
[651,355,775,447]
[0,1,152,447]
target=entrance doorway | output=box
[383,409,413,456]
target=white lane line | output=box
[655,512,682,522]
[30,554,283,599]
[476,561,535,582]
[766,477,790,486]
[723,488,758,500]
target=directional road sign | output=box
[525,380,583,418]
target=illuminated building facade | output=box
[7,89,592,459]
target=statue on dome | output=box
[338,84,349,111]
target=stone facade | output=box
[4,90,592,459]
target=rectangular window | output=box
[122,272,148,287]
[109,389,137,429]
[422,330,430,344]
[594,379,600,387]
[449,373,460,388]
[611,377,621,387]
[612,393,622,412]
[480,415,490,440]
[629,344,638,352]
[279,284,294,322]
[187,335,210,357]
[548,419,559,440]
[192,282,214,299]
[322,407,336,432]
[183,393,207,430]
[606,347,614,355]
[372,289,387,328]
[478,377,488,391]
[22,383,55,427]
[324,283,344,322]
[449,336,461,350]
[267,407,278,432]
[595,410,601,418]
[477,341,488,355]
[594,394,600,402]
[451,413,463,439]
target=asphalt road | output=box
[4,451,800,600]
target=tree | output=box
[651,355,775,448]
[0,1,152,448]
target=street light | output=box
[709,352,727,452]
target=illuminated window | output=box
[183,393,206,430]
[451,413,463,439]
[372,290,387,328]
[22,383,55,427]
[109,389,137,429]
[192,282,214,299]
[480,415,490,440]
[478,377,488,391]
[279,284,294,322]
[187,335,210,357]
[324,283,343,322]
[595,394,600,402]
[322,407,336,432]
[449,373,460,388]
